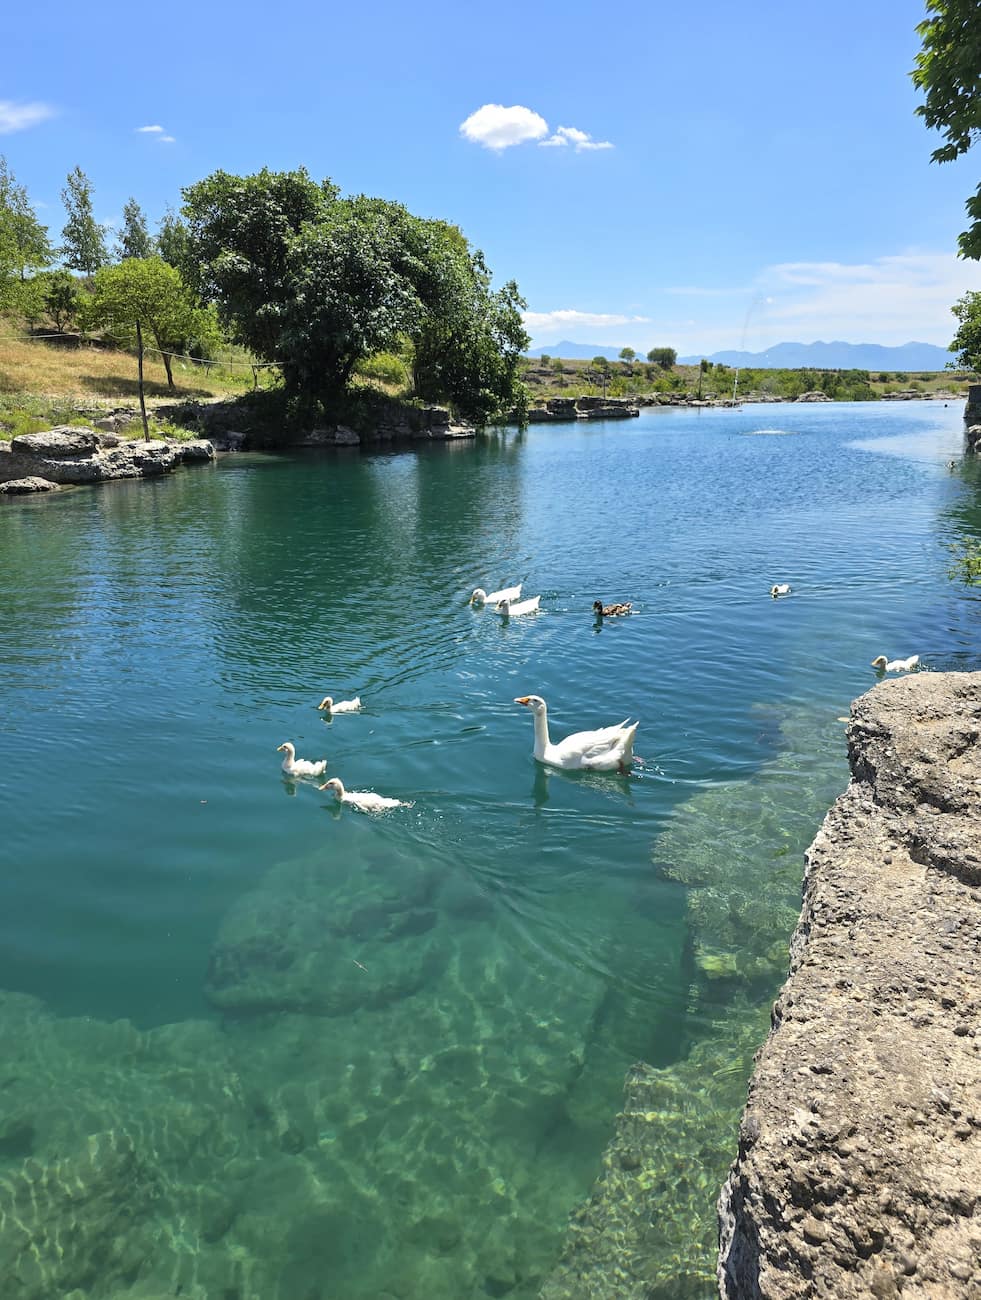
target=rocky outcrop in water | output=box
[718,671,981,1298]
[525,397,640,422]
[0,476,59,494]
[0,426,215,486]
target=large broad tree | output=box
[83,257,219,388]
[0,156,53,306]
[411,232,528,424]
[61,166,108,274]
[115,198,153,260]
[912,1,981,258]
[181,166,528,420]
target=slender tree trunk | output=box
[151,325,176,389]
[136,319,150,442]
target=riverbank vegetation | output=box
[0,158,529,430]
[520,354,970,404]
[2,154,970,434]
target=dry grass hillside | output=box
[0,325,263,406]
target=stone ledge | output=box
[718,672,981,1299]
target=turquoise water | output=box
[0,401,977,1298]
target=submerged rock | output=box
[718,672,981,1298]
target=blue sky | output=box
[4,0,979,354]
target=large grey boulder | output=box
[0,476,59,494]
[10,426,100,457]
[795,390,832,402]
[175,439,218,462]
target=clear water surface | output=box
[0,400,977,1299]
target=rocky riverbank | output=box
[718,672,980,1298]
[0,427,215,492]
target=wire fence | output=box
[2,330,284,388]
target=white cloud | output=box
[0,100,56,134]
[523,308,651,335]
[539,125,613,152]
[755,251,981,345]
[136,124,176,143]
[526,251,981,358]
[459,104,548,150]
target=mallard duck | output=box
[317,695,362,714]
[871,654,919,673]
[770,584,792,597]
[497,595,541,617]
[277,742,327,777]
[593,600,632,617]
[514,695,638,772]
[471,584,521,607]
[318,777,412,812]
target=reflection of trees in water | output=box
[207,436,529,689]
[0,496,94,678]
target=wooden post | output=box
[136,318,150,442]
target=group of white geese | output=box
[276,580,920,814]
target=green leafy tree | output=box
[551,357,564,373]
[83,257,218,388]
[647,347,677,369]
[156,207,192,274]
[182,167,528,420]
[181,167,335,362]
[0,156,53,305]
[61,166,107,274]
[912,2,981,258]
[619,346,636,364]
[41,270,82,333]
[116,198,153,261]
[949,291,981,370]
[592,355,610,371]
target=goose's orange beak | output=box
[514,696,531,706]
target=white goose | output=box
[317,695,362,714]
[871,654,920,673]
[496,595,541,618]
[319,777,412,813]
[514,695,638,773]
[277,742,327,778]
[770,584,792,597]
[471,584,522,607]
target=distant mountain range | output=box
[526,339,958,371]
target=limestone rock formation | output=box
[718,672,981,1298]
[0,477,59,494]
[0,426,215,485]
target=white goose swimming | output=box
[319,777,412,813]
[496,595,541,618]
[871,654,920,673]
[770,584,792,597]
[471,584,522,607]
[277,742,327,778]
[514,695,638,773]
[317,695,362,714]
